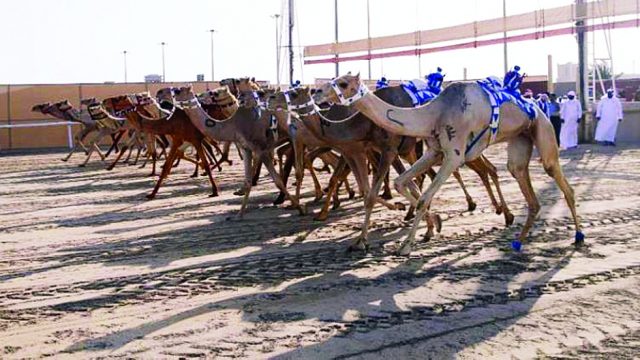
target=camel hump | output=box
[436,82,470,110]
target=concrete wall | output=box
[614,102,640,143]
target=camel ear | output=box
[250,77,255,82]
[355,72,361,80]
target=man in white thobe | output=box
[595,88,623,146]
[559,90,582,149]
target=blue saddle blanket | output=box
[476,76,537,143]
[401,79,439,107]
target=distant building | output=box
[557,63,578,83]
[196,74,205,81]
[144,74,162,83]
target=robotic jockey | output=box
[376,77,389,90]
[425,67,445,95]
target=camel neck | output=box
[182,103,238,143]
[355,92,436,138]
[127,111,173,135]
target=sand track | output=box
[1,144,639,359]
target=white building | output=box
[557,62,578,83]
[144,74,162,83]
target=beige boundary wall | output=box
[0,81,218,150]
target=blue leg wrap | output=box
[575,231,585,244]
[511,240,522,252]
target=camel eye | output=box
[338,82,348,89]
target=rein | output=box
[330,79,369,106]
[175,97,235,126]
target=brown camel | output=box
[173,85,305,218]
[106,93,219,199]
[314,73,582,255]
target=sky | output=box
[1,0,639,85]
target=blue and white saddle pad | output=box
[401,79,439,107]
[476,76,537,143]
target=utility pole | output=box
[576,0,588,141]
[123,50,128,83]
[288,0,294,85]
[272,14,281,86]
[366,0,371,80]
[160,42,166,82]
[502,0,508,73]
[334,0,339,77]
[209,30,215,82]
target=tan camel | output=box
[173,85,305,218]
[314,74,582,255]
[32,101,109,162]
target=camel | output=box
[268,86,443,250]
[314,73,582,255]
[31,101,109,162]
[173,85,305,218]
[105,93,219,199]
[239,88,350,208]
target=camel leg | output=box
[468,156,514,226]
[190,152,200,178]
[105,131,124,157]
[452,170,477,212]
[274,146,294,205]
[94,143,106,161]
[396,149,455,255]
[62,142,84,162]
[260,152,305,215]
[292,140,306,207]
[315,158,349,221]
[147,143,183,200]
[219,141,233,165]
[237,148,257,219]
[506,136,539,251]
[305,160,324,203]
[194,144,219,197]
[351,150,399,251]
[78,129,109,167]
[533,120,583,246]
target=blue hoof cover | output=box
[511,240,522,252]
[575,231,585,243]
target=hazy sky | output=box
[1,0,638,85]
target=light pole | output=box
[366,0,371,80]
[209,29,215,82]
[502,0,508,73]
[160,42,166,82]
[123,50,128,83]
[272,14,280,86]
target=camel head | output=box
[238,88,274,109]
[219,77,259,95]
[173,85,198,108]
[31,102,52,114]
[267,86,314,115]
[102,94,136,117]
[207,86,238,108]
[80,97,99,108]
[156,87,178,111]
[313,73,367,106]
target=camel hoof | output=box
[511,240,523,252]
[434,214,443,233]
[396,242,412,256]
[381,192,393,201]
[106,166,114,171]
[348,190,356,200]
[422,230,433,242]
[233,189,246,196]
[574,231,585,247]
[312,194,324,203]
[61,158,68,162]
[347,239,369,253]
[297,204,307,216]
[145,194,156,200]
[209,192,219,198]
[332,200,341,210]
[78,164,86,168]
[395,202,406,211]
[467,201,477,212]
[495,205,503,215]
[273,193,286,205]
[504,212,515,227]
[314,213,329,222]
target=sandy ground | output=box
[1,144,639,359]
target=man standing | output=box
[559,90,582,150]
[549,93,562,145]
[595,88,623,146]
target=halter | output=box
[175,98,200,109]
[330,79,369,106]
[283,91,318,117]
